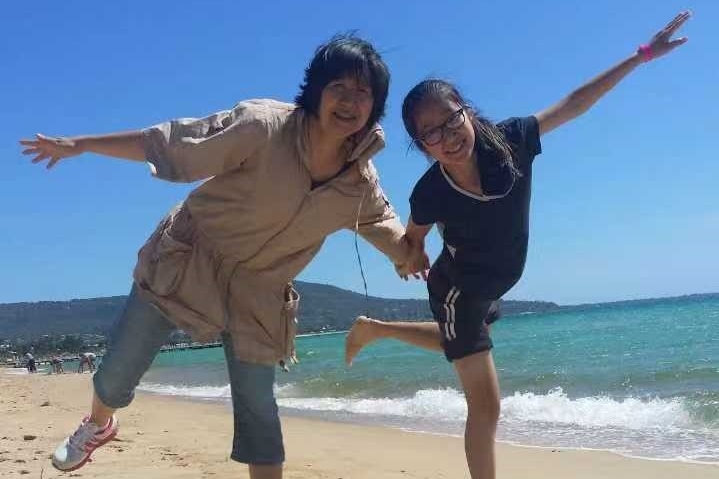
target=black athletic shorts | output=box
[427,252,501,362]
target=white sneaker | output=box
[52,415,118,471]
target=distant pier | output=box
[158,342,222,353]
[5,330,347,367]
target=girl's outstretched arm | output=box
[535,10,691,136]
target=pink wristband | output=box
[638,44,654,63]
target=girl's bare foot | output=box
[345,316,381,366]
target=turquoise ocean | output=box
[134,294,718,464]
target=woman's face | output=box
[317,76,374,138]
[414,98,475,166]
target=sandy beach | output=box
[0,371,715,479]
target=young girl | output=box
[21,35,413,479]
[345,11,690,479]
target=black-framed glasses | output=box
[417,108,466,146]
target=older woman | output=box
[21,34,413,479]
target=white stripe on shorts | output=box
[442,287,461,340]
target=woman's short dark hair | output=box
[295,33,390,128]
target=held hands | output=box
[640,11,691,62]
[396,236,430,281]
[19,134,83,169]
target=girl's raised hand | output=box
[644,11,691,61]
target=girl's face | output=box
[414,98,475,166]
[318,76,374,139]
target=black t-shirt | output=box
[410,116,542,299]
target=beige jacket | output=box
[133,99,408,365]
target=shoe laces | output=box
[67,417,101,452]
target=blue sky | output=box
[2,1,716,305]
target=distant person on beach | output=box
[21,34,415,478]
[25,353,37,373]
[345,12,691,479]
[77,353,96,373]
[51,357,65,374]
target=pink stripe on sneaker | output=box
[96,417,114,435]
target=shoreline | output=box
[288,410,719,467]
[10,367,719,467]
[136,378,719,466]
[3,372,716,479]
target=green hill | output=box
[0,281,560,340]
